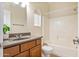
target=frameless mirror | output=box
[3,2,27,33]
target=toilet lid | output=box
[42,45,53,51]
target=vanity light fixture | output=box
[21,2,29,8]
[13,1,20,5]
[13,1,29,8]
[21,2,26,8]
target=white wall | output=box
[26,4,42,36]
[78,2,79,57]
[0,3,3,57]
[26,3,49,36]
[42,15,49,43]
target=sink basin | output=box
[3,36,31,43]
[3,40,12,44]
[12,37,30,41]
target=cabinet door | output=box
[21,40,36,52]
[30,45,41,57]
[3,45,19,57]
[15,50,29,57]
[36,39,41,45]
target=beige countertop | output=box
[3,35,42,48]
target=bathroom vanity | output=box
[3,33,42,57]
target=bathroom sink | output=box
[12,37,30,41]
[3,40,12,44]
[3,36,31,43]
[10,36,31,41]
[3,37,30,44]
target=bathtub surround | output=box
[43,3,78,57]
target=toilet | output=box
[42,45,53,57]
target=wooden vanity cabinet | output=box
[36,39,41,45]
[3,39,41,57]
[21,40,36,52]
[29,39,41,57]
[15,50,29,57]
[4,45,19,57]
[30,45,41,57]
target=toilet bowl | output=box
[42,45,53,57]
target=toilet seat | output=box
[42,45,53,57]
[42,45,53,52]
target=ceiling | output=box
[30,2,78,17]
[48,2,77,11]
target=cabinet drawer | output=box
[36,39,41,45]
[21,40,36,52]
[4,45,19,57]
[15,50,29,57]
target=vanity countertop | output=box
[3,35,42,48]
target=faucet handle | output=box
[16,34,20,38]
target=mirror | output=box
[3,2,27,33]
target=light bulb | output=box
[25,2,29,5]
[13,2,19,5]
[21,3,26,8]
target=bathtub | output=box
[48,43,77,57]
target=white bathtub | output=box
[48,43,77,57]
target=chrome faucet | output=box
[16,34,21,39]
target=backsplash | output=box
[9,32,31,38]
